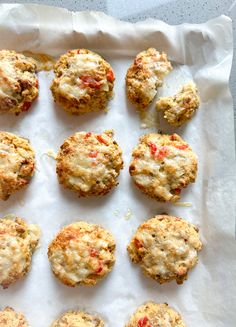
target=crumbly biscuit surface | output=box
[125,302,186,327]
[0,307,29,327]
[0,132,35,200]
[127,215,202,284]
[129,133,197,202]
[56,130,123,197]
[0,50,38,114]
[51,311,104,327]
[51,49,115,114]
[126,48,172,110]
[48,221,116,287]
[156,83,200,126]
[0,217,40,288]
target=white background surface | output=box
[0,3,235,327]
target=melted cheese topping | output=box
[0,50,38,113]
[0,217,40,288]
[55,51,110,100]
[125,302,186,327]
[0,132,35,200]
[128,215,202,285]
[129,133,197,202]
[51,311,104,327]
[48,221,115,287]
[0,307,29,327]
[0,60,17,99]
[126,48,172,109]
[156,82,200,126]
[56,130,123,196]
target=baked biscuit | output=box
[129,133,197,202]
[126,48,172,110]
[48,221,116,287]
[50,310,104,327]
[0,131,35,200]
[127,215,202,285]
[0,307,29,327]
[125,302,186,327]
[56,130,123,197]
[0,50,38,114]
[51,49,115,115]
[0,216,40,288]
[156,83,200,126]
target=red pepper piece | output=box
[107,69,115,82]
[90,248,98,257]
[170,134,178,141]
[96,135,108,145]
[156,146,168,160]
[148,142,157,156]
[138,316,149,327]
[77,49,80,54]
[80,75,101,89]
[89,150,98,158]
[84,132,92,139]
[134,238,142,249]
[22,102,31,112]
[174,188,181,195]
[96,261,103,274]
[175,144,188,150]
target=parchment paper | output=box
[0,4,235,327]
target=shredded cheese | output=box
[174,201,192,207]
[124,208,133,221]
[45,149,57,160]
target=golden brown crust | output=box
[126,48,172,110]
[0,132,35,200]
[56,130,123,197]
[50,310,104,327]
[0,307,29,327]
[156,82,200,126]
[48,221,116,287]
[127,215,202,285]
[129,133,197,202]
[0,216,40,288]
[125,302,186,327]
[51,49,115,115]
[0,50,38,115]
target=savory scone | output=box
[127,215,202,285]
[156,82,200,126]
[51,49,115,115]
[48,221,116,287]
[0,307,29,327]
[0,131,35,200]
[50,310,104,327]
[0,216,40,289]
[126,48,172,110]
[125,302,186,327]
[0,50,38,114]
[129,133,197,202]
[56,130,123,197]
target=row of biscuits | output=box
[0,131,197,202]
[0,49,200,128]
[0,302,186,326]
[0,214,201,325]
[0,215,202,289]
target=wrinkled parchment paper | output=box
[0,4,235,327]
